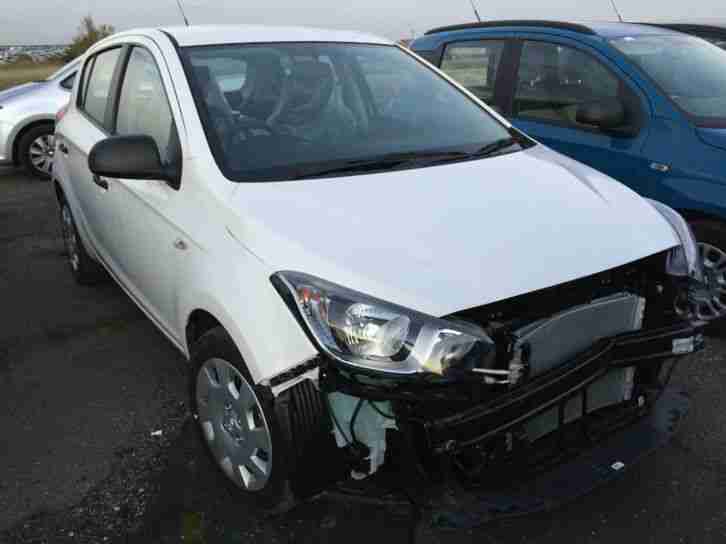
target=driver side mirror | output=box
[576,98,629,132]
[89,135,180,188]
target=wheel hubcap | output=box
[679,242,726,321]
[61,205,80,271]
[29,134,55,175]
[196,358,272,491]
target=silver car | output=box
[0,58,80,179]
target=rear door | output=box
[62,46,124,262]
[437,39,512,114]
[505,38,655,196]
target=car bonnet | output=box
[226,145,679,317]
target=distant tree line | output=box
[63,16,115,62]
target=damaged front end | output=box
[267,245,705,520]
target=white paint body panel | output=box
[54,26,678,385]
[227,145,678,318]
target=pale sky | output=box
[1,0,725,45]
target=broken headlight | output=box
[272,271,495,376]
[646,199,704,283]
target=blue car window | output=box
[439,40,506,109]
[514,41,621,128]
[612,35,726,127]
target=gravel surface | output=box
[1,166,725,543]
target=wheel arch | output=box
[186,309,224,351]
[182,301,262,380]
[11,117,55,166]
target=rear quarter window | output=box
[60,72,76,90]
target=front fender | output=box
[175,238,318,384]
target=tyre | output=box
[18,123,55,180]
[689,219,726,334]
[189,327,295,512]
[59,200,107,285]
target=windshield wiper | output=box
[292,140,521,180]
[468,137,520,158]
[292,150,471,180]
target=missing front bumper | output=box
[426,321,702,453]
[431,386,689,528]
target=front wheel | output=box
[687,220,726,332]
[190,327,294,511]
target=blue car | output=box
[412,20,726,322]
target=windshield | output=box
[611,35,726,127]
[182,43,518,182]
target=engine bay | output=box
[270,251,703,504]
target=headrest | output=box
[290,60,334,83]
[283,60,335,116]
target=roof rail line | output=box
[424,20,597,36]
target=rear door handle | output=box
[92,174,108,190]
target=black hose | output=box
[349,398,365,443]
[368,400,396,419]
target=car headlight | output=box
[646,199,704,283]
[272,271,495,376]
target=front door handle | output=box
[92,174,108,190]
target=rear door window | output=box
[80,48,121,128]
[439,40,506,107]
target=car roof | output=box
[423,19,685,40]
[634,21,726,34]
[155,25,391,47]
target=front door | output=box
[507,39,655,197]
[101,43,186,339]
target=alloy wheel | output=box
[679,242,726,321]
[28,134,55,176]
[61,205,80,272]
[196,358,272,491]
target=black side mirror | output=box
[576,98,628,131]
[89,135,179,188]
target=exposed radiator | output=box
[513,292,645,377]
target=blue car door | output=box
[505,37,656,197]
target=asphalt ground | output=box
[2,165,726,543]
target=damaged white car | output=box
[53,25,704,519]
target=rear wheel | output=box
[190,327,294,511]
[59,200,106,285]
[18,123,55,180]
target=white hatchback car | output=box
[54,25,704,516]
